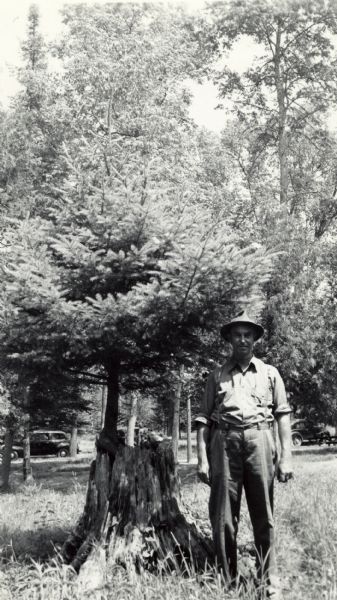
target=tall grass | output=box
[1,453,337,599]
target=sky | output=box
[0,0,261,132]
[2,1,336,133]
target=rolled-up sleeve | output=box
[195,370,217,427]
[270,367,292,417]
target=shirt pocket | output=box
[217,380,234,407]
[252,378,269,407]
[251,390,264,406]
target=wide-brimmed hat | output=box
[220,310,264,341]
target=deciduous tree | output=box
[209,0,337,206]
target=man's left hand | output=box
[277,458,293,483]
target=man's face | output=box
[229,324,255,358]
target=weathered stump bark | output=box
[62,438,213,575]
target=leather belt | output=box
[216,420,273,431]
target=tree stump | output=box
[62,437,213,575]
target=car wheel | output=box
[0,449,18,461]
[291,432,303,447]
[57,448,68,458]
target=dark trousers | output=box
[209,425,277,585]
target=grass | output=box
[0,450,337,599]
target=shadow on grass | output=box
[6,457,196,494]
[0,524,69,562]
[8,457,92,493]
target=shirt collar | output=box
[228,355,258,373]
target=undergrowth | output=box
[0,453,337,599]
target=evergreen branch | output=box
[66,369,107,383]
[179,222,218,316]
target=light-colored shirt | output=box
[195,355,291,427]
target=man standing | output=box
[196,311,293,599]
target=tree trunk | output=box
[70,422,78,458]
[126,394,138,447]
[166,410,173,437]
[274,20,289,206]
[97,359,120,455]
[0,428,14,492]
[100,385,107,430]
[62,438,213,579]
[22,387,33,483]
[186,395,192,463]
[22,426,33,483]
[172,366,183,463]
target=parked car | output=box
[291,419,331,447]
[0,430,76,459]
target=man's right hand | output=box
[197,424,211,485]
[197,462,210,486]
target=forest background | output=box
[1,0,337,448]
